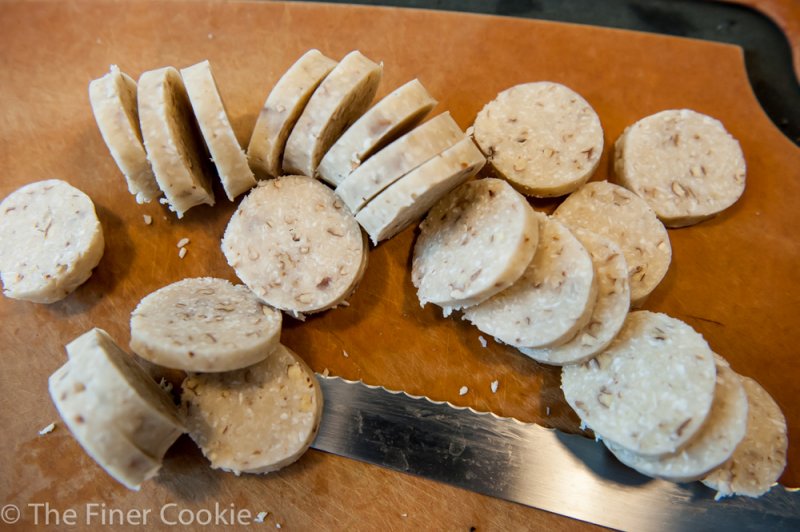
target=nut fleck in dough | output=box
[554,180,671,306]
[130,277,282,372]
[473,82,603,197]
[0,179,104,303]
[222,176,366,317]
[562,311,717,457]
[413,178,538,315]
[615,109,746,227]
[181,344,322,475]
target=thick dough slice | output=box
[89,65,160,203]
[0,180,104,303]
[553,181,671,306]
[181,344,322,475]
[283,51,383,177]
[412,178,538,315]
[614,109,746,227]
[464,214,597,348]
[473,82,603,197]
[606,360,748,482]
[355,137,485,245]
[130,277,282,372]
[222,176,366,317]
[247,50,337,179]
[703,376,788,498]
[63,328,185,459]
[561,311,717,457]
[317,79,436,186]
[518,230,629,365]
[181,60,255,200]
[138,66,215,218]
[336,112,465,213]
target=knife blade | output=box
[310,375,800,531]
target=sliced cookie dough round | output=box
[283,50,382,177]
[702,376,788,499]
[0,179,104,304]
[605,360,748,482]
[130,277,282,372]
[412,178,538,315]
[181,344,322,475]
[518,230,629,365]
[138,66,215,218]
[561,311,717,457]
[336,112,465,213]
[553,180,670,306]
[181,60,255,201]
[89,65,159,203]
[222,176,366,317]
[473,82,603,197]
[355,136,485,245]
[464,214,597,348]
[317,78,436,186]
[247,49,337,179]
[614,109,746,227]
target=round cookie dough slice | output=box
[355,136,485,245]
[181,60,256,201]
[518,230,629,365]
[702,376,788,499]
[89,65,160,203]
[336,112,465,213]
[553,180,671,306]
[138,66,215,218]
[222,176,366,318]
[0,180,104,304]
[605,360,748,482]
[412,178,538,315]
[614,109,746,227]
[561,311,717,457]
[247,50,337,179]
[130,277,282,372]
[181,344,322,475]
[464,214,597,348]
[473,82,603,197]
[283,50,383,177]
[317,78,436,186]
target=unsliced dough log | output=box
[0,179,104,303]
[181,344,322,475]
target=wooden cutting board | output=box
[1,1,798,530]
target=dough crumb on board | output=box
[178,247,187,259]
[479,336,488,348]
[38,422,56,436]
[176,237,190,248]
[490,380,499,394]
[143,214,153,225]
[459,386,469,396]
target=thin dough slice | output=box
[181,344,322,475]
[317,78,436,186]
[473,82,603,197]
[615,109,746,227]
[464,214,597,348]
[703,376,788,499]
[181,60,256,200]
[138,66,215,218]
[130,277,282,372]
[247,50,337,179]
[222,176,366,317]
[518,230,629,365]
[412,178,538,315]
[283,51,383,177]
[553,180,671,306]
[0,180,104,303]
[561,311,717,457]
[89,65,160,203]
[355,137,485,245]
[336,112,465,213]
[606,360,748,482]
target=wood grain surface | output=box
[0,1,798,530]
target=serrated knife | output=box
[310,375,800,531]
